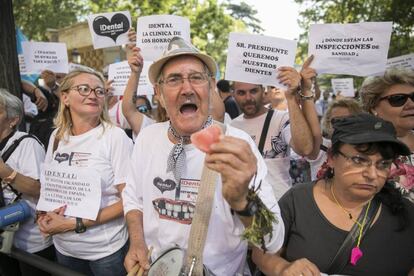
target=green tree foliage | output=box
[13,0,84,41]
[13,0,262,73]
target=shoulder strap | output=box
[258,109,274,155]
[184,121,226,275]
[320,144,329,152]
[326,197,380,274]
[0,134,41,207]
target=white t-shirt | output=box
[2,131,52,253]
[132,114,156,141]
[231,111,292,200]
[123,122,284,276]
[108,100,131,129]
[44,123,132,260]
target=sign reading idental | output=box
[308,22,392,76]
[22,41,68,74]
[225,32,297,88]
[37,164,101,220]
[136,15,190,61]
[331,78,355,97]
[88,11,131,49]
[386,53,414,71]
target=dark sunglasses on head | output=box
[379,92,414,107]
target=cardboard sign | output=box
[22,41,69,74]
[331,78,354,97]
[225,32,297,88]
[108,60,154,96]
[37,164,101,220]
[88,11,131,49]
[136,15,191,61]
[386,53,414,71]
[308,22,392,76]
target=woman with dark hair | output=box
[252,113,414,275]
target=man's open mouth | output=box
[180,103,198,115]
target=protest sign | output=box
[88,11,131,49]
[225,32,297,88]
[18,54,28,75]
[308,22,392,76]
[37,164,101,220]
[331,78,355,97]
[22,41,69,74]
[136,15,191,61]
[386,53,414,71]
[108,60,153,96]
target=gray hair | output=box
[0,88,24,129]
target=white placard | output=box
[87,11,131,49]
[108,60,154,96]
[331,78,355,97]
[138,61,154,95]
[37,164,101,220]
[22,41,69,74]
[108,61,131,96]
[225,32,297,88]
[18,54,27,75]
[308,22,392,76]
[386,53,414,71]
[136,15,191,61]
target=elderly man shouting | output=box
[122,37,284,275]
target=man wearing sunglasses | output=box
[360,68,414,202]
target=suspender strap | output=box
[184,122,226,276]
[258,109,274,155]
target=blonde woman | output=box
[37,68,132,276]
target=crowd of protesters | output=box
[0,20,413,276]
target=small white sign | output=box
[68,62,93,72]
[22,41,69,74]
[308,22,392,76]
[88,11,131,49]
[225,32,297,88]
[108,60,154,96]
[331,78,355,97]
[18,54,27,75]
[386,53,414,71]
[37,164,101,220]
[138,61,154,95]
[136,15,191,61]
[108,61,131,96]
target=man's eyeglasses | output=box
[70,85,106,98]
[158,72,210,88]
[379,92,414,107]
[337,150,393,173]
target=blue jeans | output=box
[56,242,128,276]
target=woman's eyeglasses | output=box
[70,85,106,98]
[337,150,393,174]
[379,92,414,107]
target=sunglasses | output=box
[379,92,414,107]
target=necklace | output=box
[330,183,372,266]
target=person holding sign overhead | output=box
[122,37,284,275]
[37,68,132,276]
[230,56,322,200]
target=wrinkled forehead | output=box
[161,55,207,76]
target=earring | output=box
[372,111,378,116]
[9,124,14,129]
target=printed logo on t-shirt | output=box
[263,135,288,159]
[153,177,176,193]
[54,151,91,167]
[152,177,200,225]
